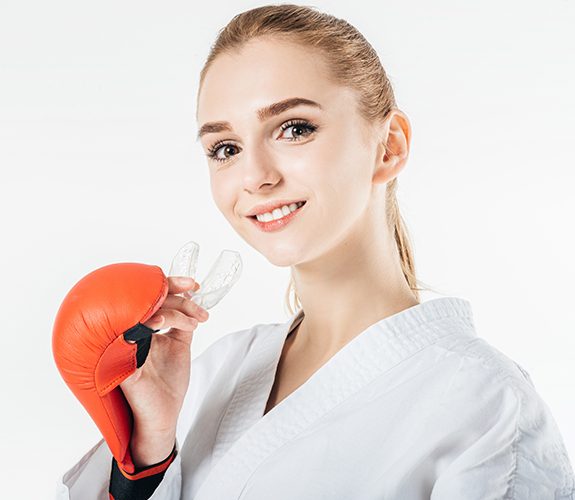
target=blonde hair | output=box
[197,4,436,315]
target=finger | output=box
[142,313,165,332]
[163,325,198,344]
[148,308,199,332]
[167,276,200,295]
[161,294,209,322]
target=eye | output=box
[279,119,318,140]
[205,119,318,164]
[205,141,239,164]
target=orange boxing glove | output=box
[52,262,169,475]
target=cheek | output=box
[210,176,236,217]
[309,131,368,205]
[314,131,371,222]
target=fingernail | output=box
[177,277,196,287]
[177,276,194,282]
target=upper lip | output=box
[246,199,306,217]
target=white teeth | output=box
[256,201,304,222]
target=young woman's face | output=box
[196,38,383,267]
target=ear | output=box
[372,109,411,185]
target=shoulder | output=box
[438,334,566,445]
[447,336,533,390]
[429,335,575,497]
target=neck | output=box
[290,243,419,360]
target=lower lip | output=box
[248,202,307,232]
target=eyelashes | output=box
[205,119,318,164]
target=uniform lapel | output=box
[193,297,475,500]
[210,309,305,465]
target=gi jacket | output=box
[55,296,575,499]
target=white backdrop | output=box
[1,0,573,497]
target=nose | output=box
[241,142,283,193]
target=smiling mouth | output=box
[247,200,307,220]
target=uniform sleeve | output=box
[430,374,575,499]
[55,327,250,500]
[54,437,182,500]
[108,442,177,500]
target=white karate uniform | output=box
[55,296,575,499]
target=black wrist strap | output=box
[109,443,177,499]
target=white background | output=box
[1,0,573,497]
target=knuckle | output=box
[176,309,196,329]
[175,295,188,309]
[194,302,208,316]
[170,294,207,322]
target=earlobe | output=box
[372,141,408,185]
[372,156,400,184]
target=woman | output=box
[56,4,574,499]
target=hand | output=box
[119,276,209,434]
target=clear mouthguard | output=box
[168,240,242,310]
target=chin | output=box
[261,245,304,268]
[265,255,298,268]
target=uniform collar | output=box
[195,296,476,499]
[283,295,475,351]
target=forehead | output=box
[197,38,347,125]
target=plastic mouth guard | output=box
[169,240,242,310]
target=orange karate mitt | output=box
[52,262,169,474]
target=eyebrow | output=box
[196,97,322,141]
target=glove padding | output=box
[52,262,169,474]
